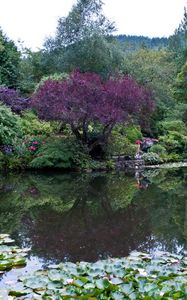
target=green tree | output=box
[174,61,187,125]
[0,29,21,88]
[45,0,115,49]
[123,48,177,134]
[169,7,187,68]
[43,0,123,77]
[174,61,187,102]
[19,49,52,95]
[58,35,123,76]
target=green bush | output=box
[159,131,187,154]
[158,120,187,135]
[1,136,48,170]
[114,125,143,143]
[125,125,143,143]
[19,111,53,136]
[160,153,183,163]
[0,151,4,169]
[0,104,22,145]
[107,131,137,157]
[142,152,162,165]
[149,144,166,154]
[3,156,25,170]
[183,143,187,159]
[105,160,115,170]
[29,138,96,169]
[35,73,69,91]
[148,141,184,163]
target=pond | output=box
[0,167,187,289]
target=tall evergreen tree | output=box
[45,0,115,49]
[0,28,21,88]
[169,7,187,66]
[43,0,123,77]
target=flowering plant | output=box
[25,138,45,154]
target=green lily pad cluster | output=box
[7,251,187,299]
[0,234,28,273]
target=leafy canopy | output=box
[0,29,21,88]
[32,70,154,153]
[43,0,123,77]
[169,7,187,67]
[174,61,187,102]
[45,0,115,49]
[0,86,29,113]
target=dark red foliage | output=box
[0,86,30,113]
[32,71,154,152]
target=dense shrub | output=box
[3,155,27,170]
[29,138,97,169]
[0,151,4,169]
[0,104,22,146]
[160,131,187,154]
[142,152,162,164]
[107,131,137,157]
[158,120,187,135]
[147,142,184,163]
[149,144,167,154]
[0,86,30,113]
[1,136,46,170]
[124,125,143,143]
[35,73,69,92]
[19,111,53,136]
[160,153,183,162]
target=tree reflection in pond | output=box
[0,168,186,263]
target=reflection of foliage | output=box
[0,172,140,261]
[135,168,187,253]
[106,174,137,210]
[0,168,187,262]
[0,172,137,232]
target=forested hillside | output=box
[116,35,169,51]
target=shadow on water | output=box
[0,168,187,264]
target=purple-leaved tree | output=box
[32,70,154,154]
[0,86,30,114]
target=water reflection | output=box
[0,168,187,264]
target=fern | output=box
[0,103,22,145]
[30,138,77,169]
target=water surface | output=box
[0,168,187,286]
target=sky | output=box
[0,0,186,50]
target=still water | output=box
[0,167,187,285]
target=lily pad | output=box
[0,239,185,300]
[0,235,29,273]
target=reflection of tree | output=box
[135,168,187,253]
[0,172,137,226]
[0,172,137,235]
[0,168,187,262]
[0,172,151,261]
[25,205,152,262]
